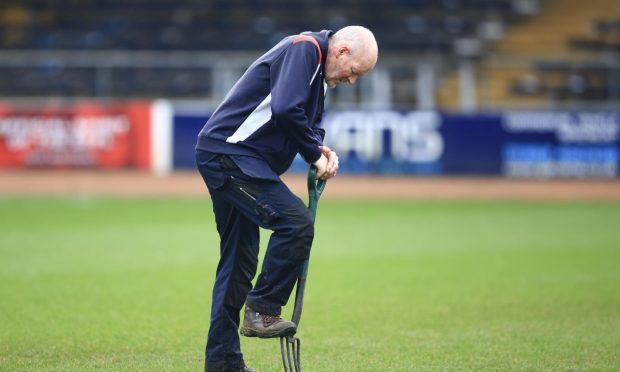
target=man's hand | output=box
[313,146,339,181]
[321,146,339,177]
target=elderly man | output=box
[196,26,378,372]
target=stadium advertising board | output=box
[501,111,619,178]
[173,114,210,170]
[172,109,620,178]
[319,110,619,178]
[0,101,152,169]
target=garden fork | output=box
[280,165,326,372]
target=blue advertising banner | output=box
[499,111,619,178]
[173,110,620,178]
[439,112,506,175]
[172,114,208,169]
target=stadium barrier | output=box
[1,100,617,179]
[173,109,619,178]
[0,100,172,175]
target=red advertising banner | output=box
[0,101,152,169]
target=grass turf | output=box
[1,197,619,371]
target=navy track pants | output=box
[196,150,314,370]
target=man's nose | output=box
[348,76,358,85]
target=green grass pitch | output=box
[1,197,619,371]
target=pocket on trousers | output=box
[255,199,280,225]
[220,155,238,170]
[228,176,279,225]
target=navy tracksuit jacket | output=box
[195,30,332,371]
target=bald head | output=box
[324,26,379,88]
[332,26,378,68]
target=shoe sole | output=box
[240,326,296,339]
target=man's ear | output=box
[337,45,349,57]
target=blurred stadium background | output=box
[0,0,619,181]
[1,1,620,371]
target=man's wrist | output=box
[306,146,322,164]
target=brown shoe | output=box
[240,306,296,338]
